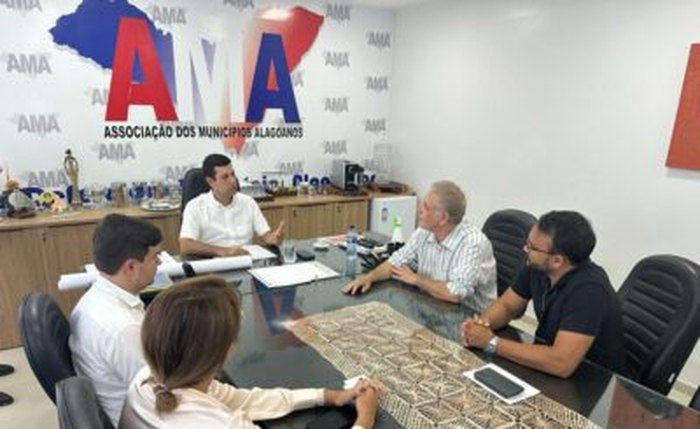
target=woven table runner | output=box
[288,301,600,429]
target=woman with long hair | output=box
[119,275,379,428]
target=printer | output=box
[331,160,364,191]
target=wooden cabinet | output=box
[261,207,288,232]
[0,228,48,347]
[255,200,369,241]
[254,207,289,245]
[149,215,181,254]
[288,204,334,239]
[332,201,368,234]
[40,224,95,315]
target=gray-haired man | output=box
[343,180,497,311]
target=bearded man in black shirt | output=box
[461,210,626,377]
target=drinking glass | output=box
[281,240,297,264]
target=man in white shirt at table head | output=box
[343,180,497,311]
[69,214,163,426]
[179,153,284,257]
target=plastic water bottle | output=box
[391,216,404,244]
[389,216,405,253]
[345,225,358,277]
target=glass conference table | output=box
[217,244,699,429]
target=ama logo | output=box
[87,88,109,106]
[323,140,347,156]
[323,97,349,114]
[326,3,350,23]
[366,76,389,93]
[149,6,187,26]
[3,52,52,77]
[364,118,386,134]
[367,31,391,49]
[1,0,42,13]
[278,161,303,174]
[223,0,254,10]
[161,164,196,182]
[14,113,60,136]
[93,142,136,162]
[24,169,69,188]
[324,51,350,68]
[49,1,323,152]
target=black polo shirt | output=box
[511,260,626,374]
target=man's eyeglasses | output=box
[524,240,554,255]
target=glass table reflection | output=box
[218,246,699,429]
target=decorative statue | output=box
[63,149,80,207]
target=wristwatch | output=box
[484,336,499,356]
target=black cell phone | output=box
[296,249,316,261]
[306,407,356,429]
[473,367,524,398]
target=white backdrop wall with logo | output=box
[0,0,393,192]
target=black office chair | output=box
[482,209,537,296]
[19,292,76,403]
[618,255,700,395]
[181,167,209,215]
[56,376,114,429]
[691,386,700,411]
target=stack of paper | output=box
[249,261,339,288]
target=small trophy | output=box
[64,149,81,207]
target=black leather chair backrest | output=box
[181,167,209,214]
[19,292,76,403]
[56,376,115,429]
[618,255,700,395]
[691,386,700,411]
[482,209,537,296]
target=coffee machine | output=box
[331,160,364,192]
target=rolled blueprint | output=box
[58,255,253,291]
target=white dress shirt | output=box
[69,276,146,426]
[180,191,270,247]
[119,367,326,429]
[388,221,497,312]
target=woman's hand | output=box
[354,382,381,429]
[324,378,385,407]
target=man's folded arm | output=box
[416,277,461,303]
[481,288,528,330]
[495,330,595,378]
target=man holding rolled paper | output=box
[179,153,285,257]
[69,214,163,426]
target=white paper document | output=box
[61,255,253,291]
[248,261,339,288]
[464,363,539,405]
